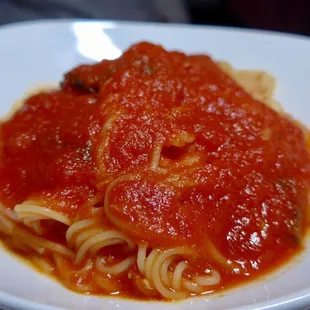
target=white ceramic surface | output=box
[0,20,310,310]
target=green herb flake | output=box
[144,65,153,76]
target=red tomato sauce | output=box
[0,42,309,299]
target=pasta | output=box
[0,42,309,300]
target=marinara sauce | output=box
[0,42,309,298]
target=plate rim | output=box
[1,18,310,43]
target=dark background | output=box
[188,0,310,36]
[0,0,309,36]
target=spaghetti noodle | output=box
[0,42,309,300]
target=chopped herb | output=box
[73,78,85,88]
[277,178,291,188]
[288,234,301,246]
[144,65,153,75]
[278,179,287,185]
[65,73,99,93]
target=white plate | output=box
[0,20,310,310]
